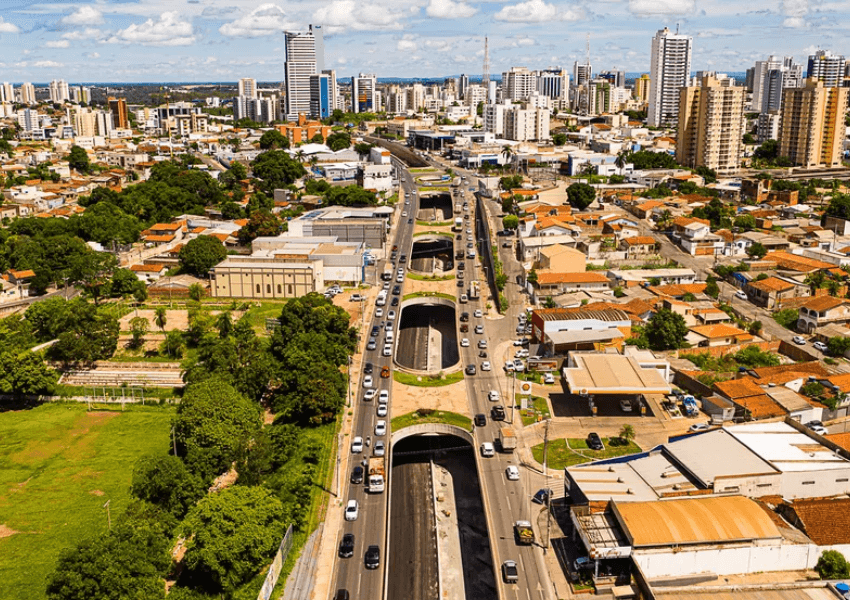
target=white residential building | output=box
[238,78,258,99]
[407,83,425,113]
[502,67,537,101]
[483,102,507,136]
[807,50,845,88]
[648,27,693,128]
[284,25,321,120]
[749,56,803,113]
[19,83,36,105]
[0,83,14,104]
[49,79,70,104]
[505,106,550,141]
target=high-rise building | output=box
[779,78,849,168]
[71,86,90,104]
[648,27,692,128]
[504,106,550,141]
[458,74,469,99]
[807,50,845,88]
[19,83,35,105]
[676,75,745,174]
[483,102,506,136]
[633,74,651,103]
[238,78,258,99]
[749,56,803,112]
[0,83,14,104]
[351,73,377,113]
[502,67,537,101]
[108,97,129,129]
[407,84,425,112]
[309,72,334,119]
[284,25,321,120]
[599,70,625,88]
[387,85,407,114]
[465,85,487,110]
[537,68,568,100]
[49,79,70,103]
[573,62,592,87]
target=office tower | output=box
[502,67,537,101]
[483,102,507,136]
[633,74,650,103]
[387,85,407,114]
[648,26,692,128]
[284,25,321,120]
[108,97,129,129]
[407,84,425,112]
[238,78,258,99]
[351,73,376,113]
[20,83,35,105]
[749,56,803,112]
[49,79,70,103]
[488,81,497,105]
[0,83,13,104]
[309,72,334,119]
[587,79,612,115]
[676,75,745,173]
[537,68,568,100]
[599,70,625,88]
[458,74,469,99]
[779,78,849,168]
[807,50,845,87]
[573,62,592,87]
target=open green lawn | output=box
[519,396,551,426]
[0,403,174,600]
[393,370,464,387]
[402,291,456,302]
[391,410,471,432]
[531,437,641,470]
[241,301,289,333]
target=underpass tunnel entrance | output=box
[396,302,459,372]
[417,193,453,222]
[389,434,497,600]
[410,237,454,273]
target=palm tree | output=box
[295,150,306,165]
[500,145,514,173]
[580,161,595,185]
[657,209,673,231]
[154,306,167,332]
[805,271,826,295]
[614,150,629,175]
[826,279,841,297]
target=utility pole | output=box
[103,500,111,532]
[543,418,551,550]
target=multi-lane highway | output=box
[331,158,419,600]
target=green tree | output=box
[250,150,306,193]
[733,214,756,231]
[67,145,91,174]
[181,486,286,593]
[326,131,351,151]
[258,129,289,150]
[816,550,850,579]
[552,133,567,146]
[109,268,146,300]
[619,424,635,442]
[625,150,678,170]
[70,251,118,305]
[72,202,142,245]
[160,329,184,358]
[129,316,148,350]
[502,214,519,230]
[567,182,595,210]
[215,311,233,338]
[131,455,205,519]
[501,195,515,214]
[154,306,167,332]
[705,276,720,299]
[188,283,204,303]
[823,193,850,222]
[237,211,281,245]
[353,142,374,156]
[746,242,767,259]
[173,377,262,480]
[645,308,688,350]
[527,269,538,284]
[499,175,523,192]
[827,336,850,358]
[179,236,227,277]
[0,350,58,397]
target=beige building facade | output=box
[210,257,324,299]
[779,78,849,168]
[676,75,745,173]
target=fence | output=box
[475,194,502,312]
[258,524,294,600]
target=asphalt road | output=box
[331,159,419,600]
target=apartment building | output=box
[807,50,845,88]
[284,25,321,120]
[677,75,745,174]
[633,74,650,103]
[504,106,550,141]
[749,56,803,113]
[19,83,36,105]
[108,97,129,129]
[648,27,693,127]
[48,79,70,104]
[352,73,377,113]
[502,67,537,101]
[779,78,849,168]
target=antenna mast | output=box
[483,36,490,99]
[585,32,590,68]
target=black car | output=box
[407,218,413,224]
[339,533,355,558]
[465,364,477,375]
[365,545,380,569]
[532,488,553,505]
[400,254,407,263]
[474,413,486,427]
[390,251,397,261]
[491,405,506,421]
[391,297,399,307]
[587,432,604,451]
[333,591,350,600]
[457,280,465,287]
[350,465,364,484]
[460,312,469,322]
[370,326,379,337]
[392,285,401,295]
[363,362,373,375]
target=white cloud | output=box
[398,39,417,51]
[628,0,695,15]
[62,28,104,41]
[85,51,100,59]
[45,40,70,48]
[495,0,583,23]
[33,60,64,68]
[314,1,406,32]
[61,6,104,26]
[781,0,809,27]
[424,39,452,52]
[426,0,478,19]
[219,4,294,37]
[514,36,536,46]
[0,18,20,33]
[108,12,196,46]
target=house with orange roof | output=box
[130,263,169,283]
[532,271,611,300]
[671,216,725,256]
[619,236,658,257]
[688,324,754,347]
[744,276,808,309]
[712,378,784,420]
[797,295,850,333]
[763,251,834,273]
[631,200,665,220]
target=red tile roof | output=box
[787,498,850,545]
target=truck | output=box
[469,280,480,300]
[381,268,393,281]
[499,426,517,452]
[514,520,534,545]
[454,216,463,230]
[376,291,387,306]
[368,457,385,493]
[682,395,699,417]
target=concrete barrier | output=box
[391,422,474,446]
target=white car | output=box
[620,399,633,413]
[513,339,525,347]
[793,336,807,345]
[475,325,484,334]
[396,274,404,283]
[505,466,520,481]
[402,211,408,217]
[378,390,389,405]
[504,361,515,372]
[474,309,483,318]
[478,339,488,349]
[364,389,377,401]
[375,420,387,436]
[515,349,528,358]
[513,360,525,372]
[383,343,393,356]
[460,338,470,347]
[344,499,359,521]
[351,437,364,453]
[377,404,388,417]
[480,442,495,457]
[734,290,748,300]
[363,375,373,388]
[689,423,711,433]
[481,361,491,371]
[813,341,829,352]
[375,307,384,317]
[388,310,396,320]
[488,390,501,402]
[543,373,555,384]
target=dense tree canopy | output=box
[645,308,689,350]
[26,297,120,363]
[237,211,281,245]
[325,131,351,151]
[566,182,596,210]
[824,194,850,222]
[67,145,91,174]
[250,150,306,194]
[131,455,206,519]
[179,236,227,277]
[625,150,679,170]
[259,129,289,150]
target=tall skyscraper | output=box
[502,67,537,101]
[19,83,35,105]
[284,25,321,120]
[49,79,70,103]
[677,75,745,173]
[458,74,469,100]
[749,56,803,112]
[572,62,592,87]
[310,72,334,119]
[537,68,568,100]
[599,70,625,87]
[351,73,377,113]
[108,97,129,129]
[807,50,845,87]
[238,78,258,99]
[633,74,651,103]
[648,27,692,128]
[0,83,14,104]
[779,78,848,168]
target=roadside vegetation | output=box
[391,409,472,432]
[393,370,465,387]
[531,436,642,470]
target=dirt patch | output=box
[391,379,470,418]
[263,408,275,425]
[89,489,105,496]
[11,411,119,464]
[0,524,19,538]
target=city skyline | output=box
[0,0,847,82]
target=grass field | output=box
[391,410,472,432]
[393,370,465,387]
[0,403,174,600]
[531,437,641,470]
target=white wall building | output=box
[648,27,693,128]
[284,25,321,120]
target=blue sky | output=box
[0,0,847,82]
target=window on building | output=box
[256,284,260,294]
[277,284,281,294]
[288,284,293,295]
[266,284,271,293]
